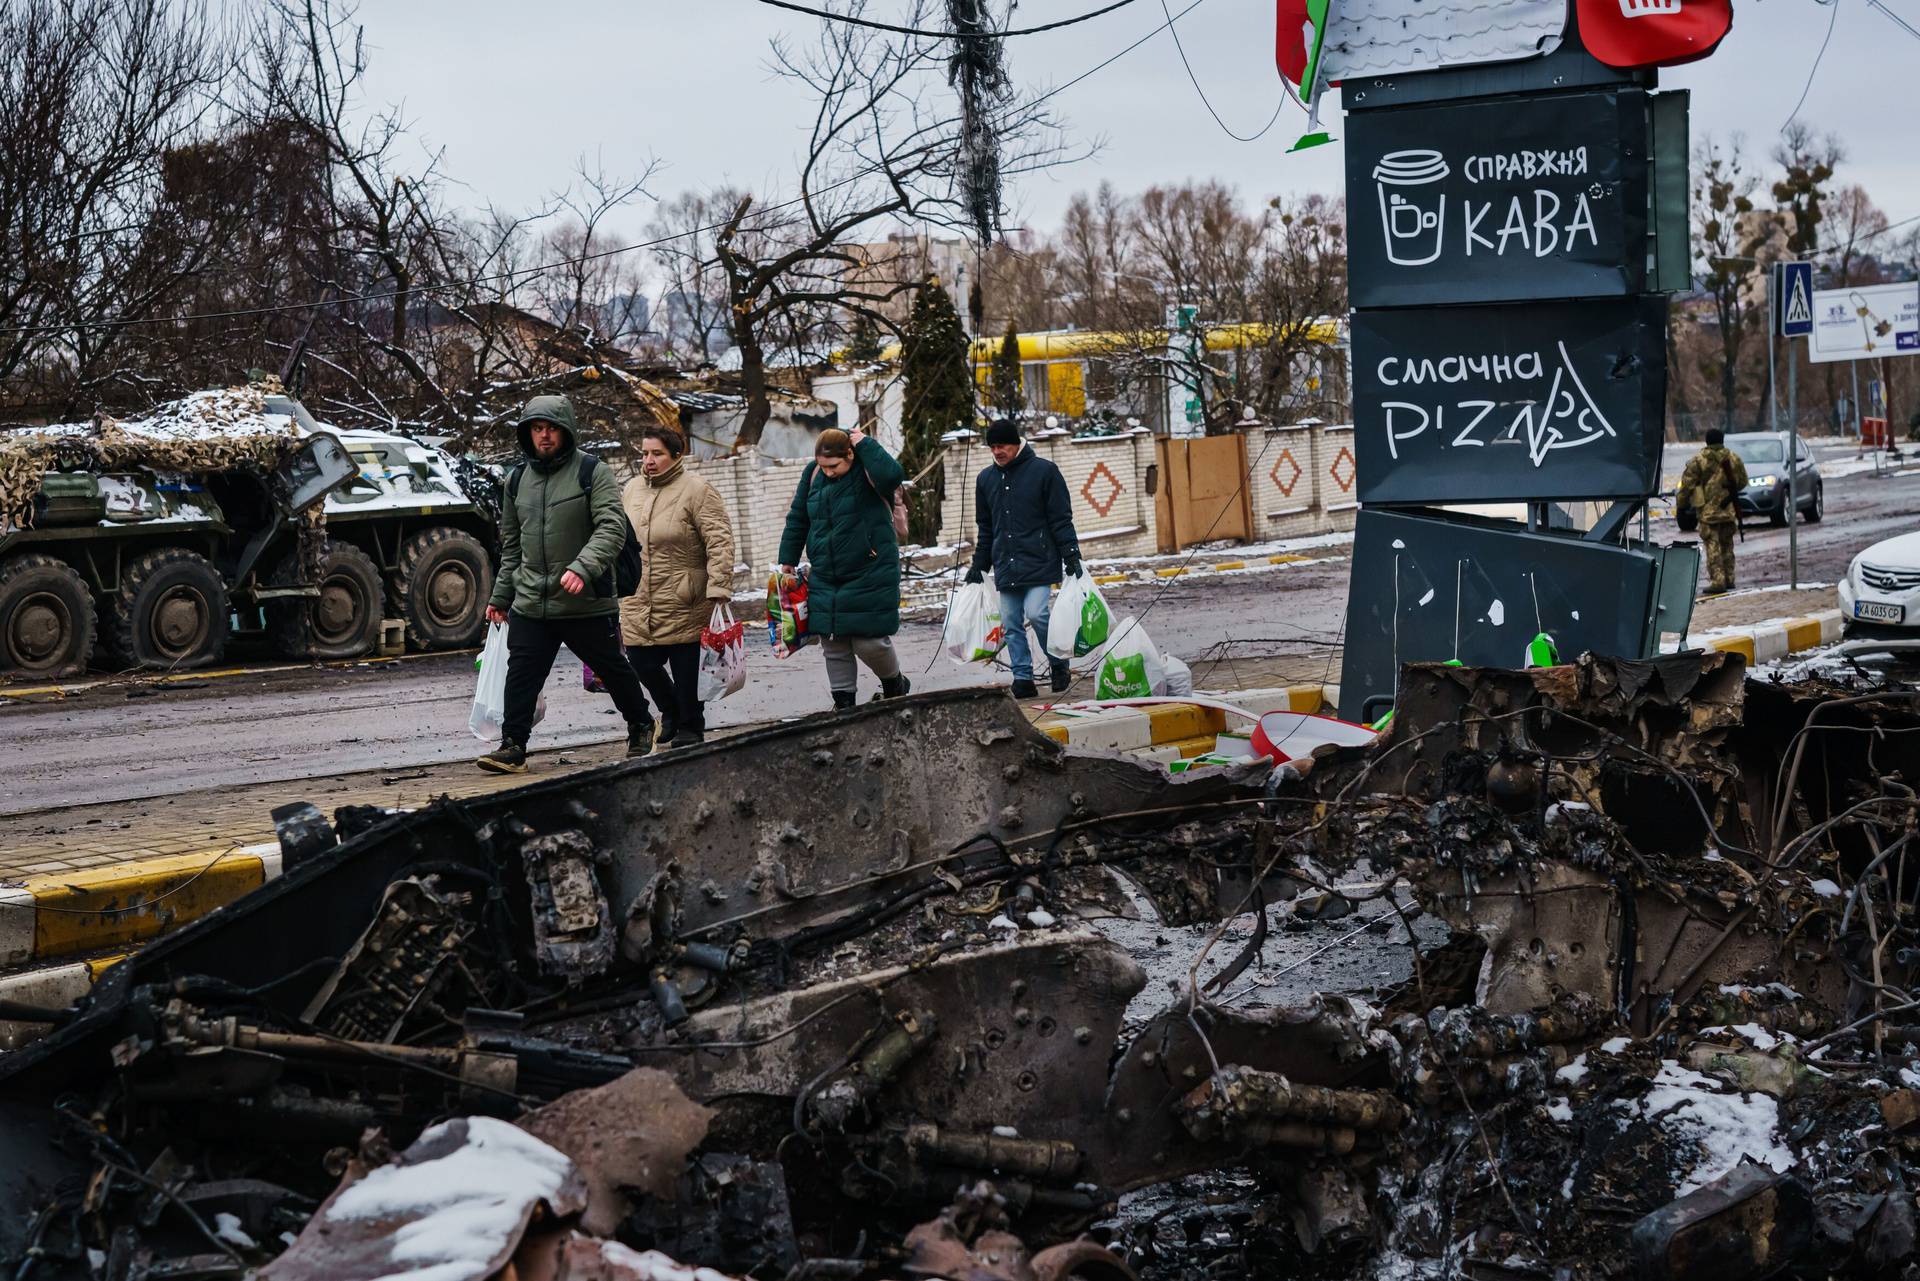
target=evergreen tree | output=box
[845,313,884,364]
[990,321,1025,418]
[899,280,974,545]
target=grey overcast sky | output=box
[353,1,1920,251]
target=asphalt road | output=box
[2,454,1913,817]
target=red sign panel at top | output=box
[1577,0,1732,69]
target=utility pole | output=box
[1851,360,1862,442]
[1766,268,1778,436]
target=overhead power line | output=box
[1865,0,1920,41]
[1027,0,1210,107]
[750,0,1138,37]
[1782,0,1841,132]
[1156,0,1285,142]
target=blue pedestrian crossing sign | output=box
[1778,261,1814,337]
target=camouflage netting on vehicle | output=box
[0,386,302,531]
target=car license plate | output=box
[1857,601,1906,623]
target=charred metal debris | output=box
[2,670,1919,1281]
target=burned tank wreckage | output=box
[3,669,1920,1280]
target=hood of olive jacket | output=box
[516,395,580,469]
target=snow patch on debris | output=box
[1617,1061,1792,1195]
[323,1117,576,1281]
[599,1240,742,1281]
[1700,1023,1784,1051]
[212,1213,256,1250]
[1809,877,1843,898]
[1719,982,1803,1001]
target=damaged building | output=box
[2,660,1918,1281]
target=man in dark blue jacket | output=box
[965,419,1083,698]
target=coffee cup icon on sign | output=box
[1374,150,1449,267]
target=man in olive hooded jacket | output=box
[477,395,654,773]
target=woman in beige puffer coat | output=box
[619,424,737,748]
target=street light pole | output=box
[1787,343,1799,590]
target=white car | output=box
[1839,531,1920,636]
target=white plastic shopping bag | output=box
[469,622,545,740]
[1045,568,1113,660]
[943,576,1005,665]
[1093,616,1168,698]
[698,604,749,701]
[1162,652,1194,697]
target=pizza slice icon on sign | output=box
[1577,0,1733,68]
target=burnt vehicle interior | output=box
[3,668,1918,1281]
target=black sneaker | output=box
[626,721,656,757]
[666,729,706,749]
[655,710,678,751]
[477,739,527,774]
[832,690,857,711]
[881,674,911,699]
[1011,679,1039,699]
[1049,661,1072,694]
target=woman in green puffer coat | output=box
[777,427,912,709]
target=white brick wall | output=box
[1240,422,1359,541]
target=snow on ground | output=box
[1089,530,1356,569]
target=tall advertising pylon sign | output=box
[1291,0,1723,722]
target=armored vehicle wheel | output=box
[268,542,384,661]
[0,553,96,678]
[390,527,491,650]
[103,548,230,671]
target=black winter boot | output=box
[477,738,528,774]
[654,710,677,752]
[1011,679,1039,699]
[626,720,656,757]
[880,674,911,699]
[1049,659,1072,694]
[832,690,857,711]
[666,729,706,749]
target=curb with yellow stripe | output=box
[1037,684,1335,757]
[0,842,284,972]
[1686,608,1844,666]
[0,953,129,1050]
[1095,552,1315,587]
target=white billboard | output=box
[1807,280,1920,364]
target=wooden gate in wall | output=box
[1153,433,1253,553]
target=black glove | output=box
[964,566,985,585]
[1064,555,1082,578]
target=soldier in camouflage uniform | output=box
[1677,428,1749,595]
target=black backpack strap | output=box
[577,453,599,487]
[508,462,525,501]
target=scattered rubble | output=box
[2,667,1918,1280]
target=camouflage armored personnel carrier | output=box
[0,388,501,680]
[265,395,499,654]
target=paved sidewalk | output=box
[0,735,642,880]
